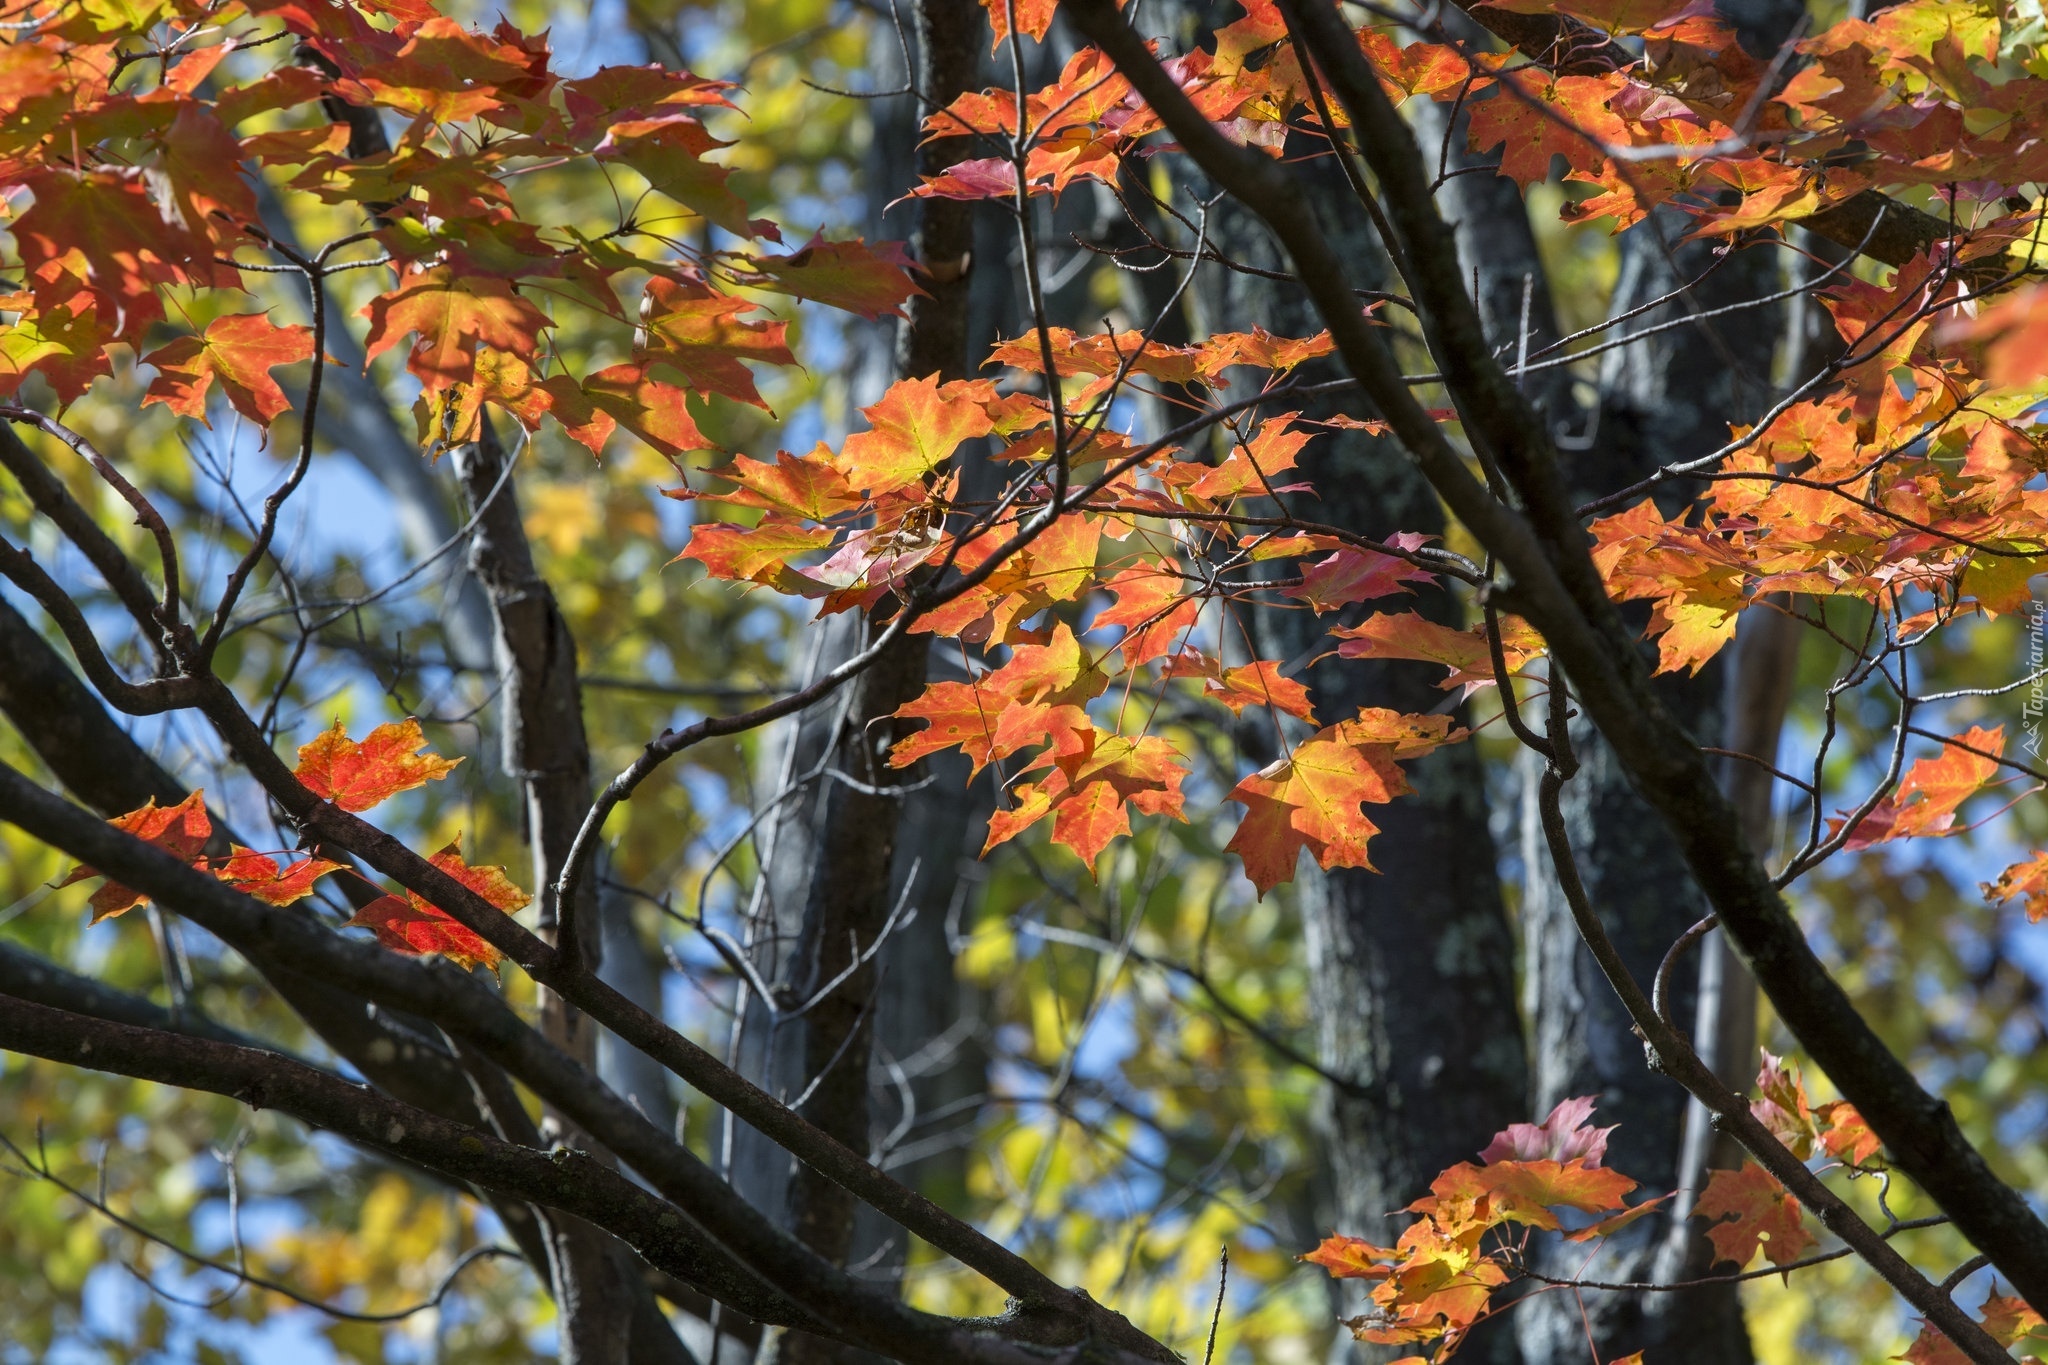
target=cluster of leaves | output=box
[1305,1061,2023,1362]
[62,720,523,969]
[672,0,2048,909]
[0,0,918,451]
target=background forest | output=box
[1,0,2045,1363]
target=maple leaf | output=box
[1303,1234,1397,1280]
[212,846,342,907]
[981,623,1105,707]
[1332,611,1528,693]
[1226,720,1413,895]
[579,362,715,459]
[636,277,793,411]
[1647,598,1740,675]
[59,790,212,923]
[742,235,925,320]
[338,17,545,123]
[1466,71,1632,190]
[362,265,552,392]
[1750,1048,1819,1157]
[1983,851,2048,921]
[890,680,1006,774]
[595,116,777,239]
[837,374,995,494]
[1815,1101,1882,1166]
[1480,1095,1617,1166]
[696,448,861,521]
[1283,538,1438,614]
[1469,1159,1639,1222]
[981,0,1056,51]
[1693,1163,1816,1269]
[1201,660,1316,721]
[152,101,260,239]
[294,718,463,813]
[344,837,526,972]
[1091,559,1198,667]
[1898,1293,2048,1365]
[347,896,503,971]
[902,157,1024,202]
[0,301,115,403]
[12,169,228,338]
[675,518,833,586]
[1183,414,1314,501]
[982,729,1188,867]
[142,313,314,429]
[1835,726,2002,849]
[1948,280,2048,388]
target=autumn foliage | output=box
[3,0,2048,1357]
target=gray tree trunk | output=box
[741,8,991,1365]
[1123,4,1532,1354]
[453,421,696,1365]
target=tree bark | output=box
[748,9,986,1365]
[452,419,694,1365]
[1135,7,1531,1355]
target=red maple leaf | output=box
[344,837,527,972]
[1284,538,1438,614]
[59,790,214,923]
[212,846,342,907]
[1466,71,1632,189]
[1694,1163,1816,1269]
[294,718,463,813]
[142,313,314,428]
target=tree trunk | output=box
[746,8,987,1364]
[453,419,694,1365]
[1515,196,1791,1365]
[1134,12,1532,1349]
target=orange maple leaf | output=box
[1200,660,1316,721]
[1983,851,2048,921]
[1836,726,2002,849]
[890,681,1008,774]
[1466,71,1632,190]
[294,718,463,813]
[837,373,995,494]
[1694,1163,1816,1269]
[981,0,1057,52]
[60,790,213,923]
[1302,1234,1397,1280]
[743,235,925,321]
[1183,414,1314,502]
[579,361,715,459]
[1332,611,1537,693]
[695,448,861,521]
[595,116,777,240]
[637,277,794,411]
[362,264,552,392]
[1090,559,1198,667]
[1225,722,1411,895]
[675,518,834,586]
[212,846,342,907]
[142,313,314,429]
[983,730,1188,867]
